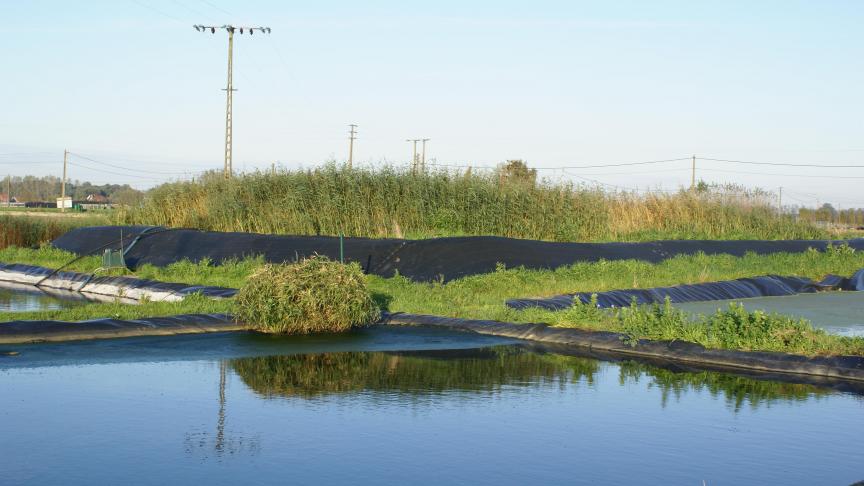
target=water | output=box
[0,284,88,312]
[1,327,862,485]
[676,291,864,337]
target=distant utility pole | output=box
[61,149,68,213]
[193,24,272,179]
[6,174,10,208]
[778,187,783,211]
[406,139,421,173]
[690,154,696,190]
[420,138,430,171]
[348,124,358,169]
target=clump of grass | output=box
[587,299,864,356]
[233,256,380,334]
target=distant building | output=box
[85,194,109,203]
[0,194,18,204]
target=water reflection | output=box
[231,348,598,398]
[184,361,261,460]
[0,285,86,312]
[617,361,830,411]
[229,347,831,410]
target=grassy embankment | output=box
[124,166,827,242]
[2,245,864,356]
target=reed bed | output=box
[126,165,823,242]
[0,214,109,250]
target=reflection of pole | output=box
[216,360,226,452]
[61,149,68,213]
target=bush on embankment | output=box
[125,165,824,242]
[233,256,380,334]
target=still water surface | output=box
[0,285,86,312]
[1,327,862,485]
[676,291,864,337]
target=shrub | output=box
[233,256,380,334]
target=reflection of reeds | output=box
[126,166,822,242]
[230,348,599,399]
[617,360,830,412]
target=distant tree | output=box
[496,160,537,187]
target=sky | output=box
[2,0,863,207]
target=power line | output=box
[70,152,200,175]
[698,167,864,180]
[698,157,864,169]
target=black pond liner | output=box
[0,262,237,301]
[3,312,863,386]
[51,226,864,282]
[0,313,240,344]
[507,269,864,311]
[381,313,864,384]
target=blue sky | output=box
[2,1,863,207]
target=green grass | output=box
[2,244,864,356]
[125,165,825,242]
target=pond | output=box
[676,291,864,337]
[0,283,88,312]
[1,326,862,485]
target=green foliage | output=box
[233,256,380,334]
[125,164,824,242]
[612,300,864,356]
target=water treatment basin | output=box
[1,326,863,485]
[675,291,864,337]
[0,283,88,312]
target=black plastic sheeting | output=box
[51,226,864,282]
[507,269,864,311]
[0,262,237,300]
[383,313,864,383]
[0,313,240,344]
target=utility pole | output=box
[406,139,420,173]
[6,174,10,208]
[778,187,783,211]
[420,138,430,171]
[348,124,358,169]
[61,149,68,213]
[690,154,696,190]
[193,24,272,179]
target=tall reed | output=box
[126,165,825,242]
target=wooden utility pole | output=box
[5,175,10,208]
[420,138,430,171]
[61,149,68,213]
[348,124,358,169]
[778,187,783,211]
[193,24,271,178]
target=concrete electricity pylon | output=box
[406,139,421,174]
[348,124,358,169]
[193,24,271,178]
[420,138,430,171]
